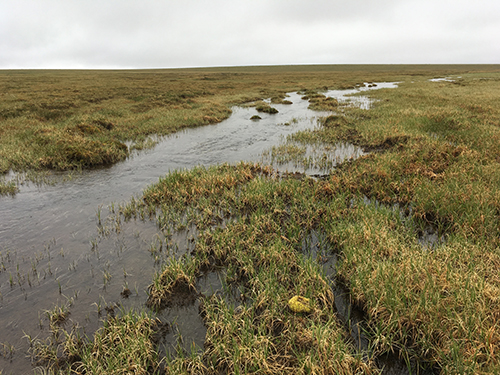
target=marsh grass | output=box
[263,137,365,173]
[2,65,485,194]
[30,163,378,374]
[307,94,340,111]
[31,309,163,374]
[141,163,377,374]
[0,177,17,195]
[18,65,500,374]
[314,74,500,373]
[142,71,500,373]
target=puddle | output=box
[325,82,399,110]
[429,77,455,82]
[0,83,397,373]
[263,142,366,175]
[154,270,248,358]
[358,196,446,250]
[300,231,368,350]
[417,226,446,249]
[157,300,207,358]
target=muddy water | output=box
[0,84,396,373]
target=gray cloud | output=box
[0,0,498,68]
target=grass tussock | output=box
[143,163,376,374]
[31,310,163,375]
[255,102,279,114]
[307,94,339,111]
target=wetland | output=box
[1,65,500,374]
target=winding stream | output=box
[0,83,398,373]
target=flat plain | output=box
[1,65,500,374]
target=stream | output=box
[0,83,400,374]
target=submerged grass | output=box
[16,65,500,374]
[0,177,17,196]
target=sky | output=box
[1,0,499,69]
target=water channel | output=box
[0,83,400,373]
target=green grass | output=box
[13,65,500,374]
[143,163,376,374]
[31,309,163,374]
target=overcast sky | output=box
[1,0,498,69]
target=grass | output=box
[0,177,17,196]
[1,65,490,194]
[31,309,163,374]
[322,75,500,373]
[305,94,339,111]
[143,164,376,374]
[255,102,279,114]
[7,65,500,374]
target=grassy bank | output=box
[0,65,495,194]
[6,65,500,374]
[260,72,500,372]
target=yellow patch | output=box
[288,295,312,313]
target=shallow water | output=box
[0,84,396,373]
[429,77,455,82]
[325,81,399,109]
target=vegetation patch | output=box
[0,178,18,196]
[31,127,129,170]
[270,95,293,105]
[255,103,279,114]
[31,310,163,374]
[6,65,500,374]
[307,94,339,111]
[139,163,377,374]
